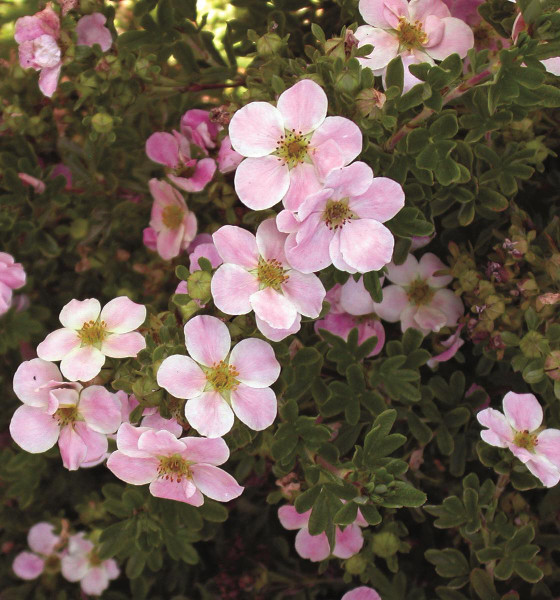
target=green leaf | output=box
[513,561,543,583]
[385,56,404,92]
[308,488,336,536]
[425,548,469,578]
[157,0,174,29]
[311,23,326,44]
[381,482,426,508]
[470,568,499,600]
[334,500,358,526]
[429,114,458,140]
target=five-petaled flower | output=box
[12,522,62,581]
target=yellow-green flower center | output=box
[162,205,185,229]
[274,130,310,169]
[88,551,102,567]
[78,320,108,346]
[157,454,192,482]
[323,198,354,230]
[407,279,435,306]
[206,360,239,392]
[396,18,428,49]
[54,406,79,426]
[257,257,289,291]
[513,430,539,452]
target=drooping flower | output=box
[18,173,46,193]
[211,219,326,341]
[374,253,463,335]
[107,426,244,504]
[157,315,280,437]
[477,392,560,487]
[10,358,122,470]
[12,522,62,581]
[0,252,26,316]
[75,13,113,52]
[60,533,119,596]
[279,162,404,274]
[342,588,383,600]
[355,0,474,92]
[278,504,367,562]
[181,109,220,151]
[148,179,197,260]
[229,79,362,211]
[427,323,464,367]
[36,296,146,382]
[14,5,62,97]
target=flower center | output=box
[88,551,102,567]
[513,430,539,452]
[161,205,185,229]
[274,130,310,168]
[323,198,354,230]
[206,360,239,392]
[54,406,79,426]
[257,257,289,291]
[44,555,61,573]
[172,163,196,179]
[407,279,435,306]
[396,18,428,49]
[158,453,192,482]
[78,320,108,346]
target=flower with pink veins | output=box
[10,358,122,470]
[278,504,367,562]
[36,296,146,382]
[157,315,280,437]
[148,179,197,260]
[280,161,404,274]
[145,130,216,193]
[342,588,383,600]
[229,79,362,211]
[181,109,220,151]
[477,392,560,487]
[60,533,119,596]
[14,5,62,97]
[107,426,243,504]
[375,252,463,335]
[75,13,113,52]
[0,253,26,316]
[13,522,62,581]
[211,219,326,341]
[355,0,474,92]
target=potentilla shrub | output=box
[2,0,560,598]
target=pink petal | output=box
[536,429,560,469]
[211,264,258,315]
[349,176,405,223]
[284,221,334,274]
[36,328,81,361]
[330,232,358,273]
[250,287,298,330]
[38,64,61,97]
[325,162,374,200]
[357,319,386,356]
[218,135,243,173]
[190,464,244,502]
[310,138,346,181]
[502,392,543,432]
[333,524,364,558]
[338,219,395,273]
[149,477,198,503]
[525,456,560,488]
[74,422,108,464]
[342,587,382,600]
[141,413,182,437]
[423,15,445,47]
[181,436,230,466]
[101,332,146,358]
[358,0,409,27]
[276,79,328,135]
[230,384,277,431]
[184,315,231,367]
[255,314,302,341]
[542,57,560,76]
[340,278,375,316]
[430,289,464,328]
[157,354,207,399]
[75,13,112,51]
[229,102,284,157]
[385,254,420,285]
[256,218,288,263]
[418,253,452,287]
[80,567,110,596]
[100,296,146,334]
[106,451,159,484]
[154,225,185,260]
[59,425,88,470]
[60,345,106,382]
[413,304,447,333]
[282,163,324,212]
[189,242,223,273]
[424,16,474,60]
[169,157,216,193]
[138,429,187,457]
[234,155,291,210]
[294,529,331,562]
[115,423,153,458]
[28,522,59,555]
[184,391,234,438]
[410,0,450,20]
[13,358,62,407]
[278,505,311,530]
[145,132,179,168]
[60,549,89,582]
[276,209,300,234]
[9,405,59,453]
[78,386,122,433]
[477,408,513,447]
[281,270,325,318]
[229,338,280,388]
[213,225,259,269]
[104,559,120,580]
[59,298,101,329]
[374,285,409,322]
[13,552,44,580]
[356,26,401,72]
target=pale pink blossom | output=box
[36,296,146,382]
[0,253,26,316]
[279,162,404,274]
[218,135,243,173]
[157,315,280,437]
[13,522,61,580]
[107,426,243,504]
[278,505,367,562]
[427,324,464,367]
[229,79,362,211]
[148,179,197,260]
[14,5,62,97]
[356,0,474,92]
[75,13,112,52]
[10,358,122,470]
[181,109,220,151]
[512,12,560,76]
[18,173,46,193]
[477,392,560,487]
[145,131,216,193]
[375,253,463,335]
[188,235,223,272]
[342,588,382,600]
[211,219,326,341]
[60,533,119,596]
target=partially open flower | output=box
[75,13,112,52]
[0,252,26,316]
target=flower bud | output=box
[91,113,113,134]
[372,531,400,558]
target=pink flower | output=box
[181,109,220,151]
[188,237,223,273]
[229,79,362,211]
[18,173,46,193]
[356,0,474,92]
[211,219,326,341]
[60,533,119,595]
[427,324,464,367]
[0,253,26,316]
[36,296,146,382]
[280,162,404,274]
[143,226,158,252]
[145,131,217,193]
[14,5,62,97]
[107,426,243,504]
[342,588,382,600]
[10,358,122,470]
[278,505,367,562]
[157,315,280,437]
[375,253,463,335]
[75,13,112,52]
[477,392,560,487]
[13,522,61,580]
[218,135,243,173]
[148,179,197,260]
